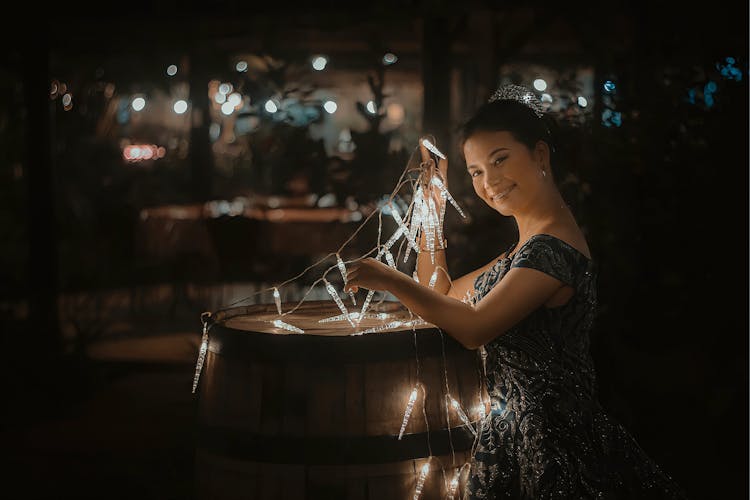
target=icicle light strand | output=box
[323,278,356,327]
[191,322,209,394]
[336,254,357,306]
[413,460,431,500]
[421,137,446,159]
[450,396,477,437]
[272,319,305,334]
[398,386,419,440]
[272,287,282,315]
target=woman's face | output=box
[463,130,548,216]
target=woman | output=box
[345,85,687,499]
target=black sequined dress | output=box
[465,234,687,499]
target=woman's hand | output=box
[344,257,400,294]
[418,135,449,205]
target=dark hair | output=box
[457,99,560,177]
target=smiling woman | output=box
[345,85,688,499]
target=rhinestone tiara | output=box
[488,84,545,118]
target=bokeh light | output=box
[131,96,146,111]
[166,64,178,76]
[312,55,328,71]
[323,100,337,114]
[383,53,398,65]
[173,100,188,114]
[221,102,235,115]
[577,96,588,107]
[265,100,278,113]
[366,101,377,114]
[533,78,547,91]
[235,61,248,72]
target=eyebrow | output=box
[466,147,510,170]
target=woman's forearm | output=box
[389,271,482,349]
[415,232,451,294]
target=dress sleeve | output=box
[510,237,576,287]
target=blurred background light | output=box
[382,52,398,65]
[264,100,278,113]
[227,93,242,107]
[131,96,146,111]
[173,100,188,114]
[166,64,178,76]
[533,78,547,91]
[221,102,235,115]
[366,100,377,114]
[235,60,248,72]
[577,96,588,107]
[323,100,337,114]
[311,55,328,71]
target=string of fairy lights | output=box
[192,137,487,497]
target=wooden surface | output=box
[195,301,485,499]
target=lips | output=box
[491,184,516,202]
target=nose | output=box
[483,170,501,192]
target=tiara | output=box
[488,84,545,118]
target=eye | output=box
[493,156,507,166]
[470,170,481,178]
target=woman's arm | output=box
[346,258,565,349]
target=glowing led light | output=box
[533,78,547,91]
[450,396,477,437]
[541,93,553,103]
[131,96,146,111]
[173,100,188,114]
[420,138,446,160]
[382,52,398,65]
[385,250,396,269]
[273,287,282,315]
[235,60,248,72]
[192,323,209,393]
[336,254,356,305]
[221,102,235,115]
[413,460,431,500]
[166,64,178,76]
[323,100,337,114]
[218,83,232,95]
[377,227,405,258]
[357,289,375,324]
[324,279,355,328]
[265,100,278,113]
[366,101,377,114]
[577,96,588,107]
[428,269,438,289]
[603,80,616,93]
[312,55,328,70]
[431,176,465,218]
[272,319,305,334]
[398,387,419,440]
[447,467,462,500]
[389,203,420,254]
[228,92,242,106]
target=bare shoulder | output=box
[446,250,508,300]
[538,224,592,260]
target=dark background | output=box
[1,1,747,498]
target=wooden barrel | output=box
[194,300,485,499]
